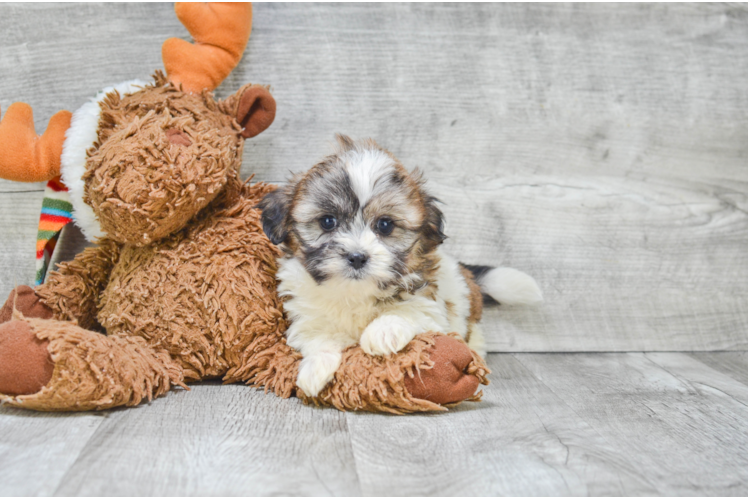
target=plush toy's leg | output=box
[0,285,53,324]
[0,316,184,411]
[246,332,489,414]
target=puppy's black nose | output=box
[346,252,368,270]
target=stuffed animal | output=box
[0,2,489,413]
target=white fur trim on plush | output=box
[60,79,147,241]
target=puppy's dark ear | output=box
[257,186,292,245]
[410,167,446,246]
[422,196,447,246]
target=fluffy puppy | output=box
[258,135,542,397]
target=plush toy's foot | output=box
[0,285,53,324]
[0,320,54,396]
[0,316,185,411]
[404,335,482,405]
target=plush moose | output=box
[0,2,488,413]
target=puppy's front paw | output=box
[360,315,417,356]
[296,351,342,397]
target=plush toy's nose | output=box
[166,128,192,146]
[346,252,368,270]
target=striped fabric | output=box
[35,176,73,285]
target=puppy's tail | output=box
[461,264,543,306]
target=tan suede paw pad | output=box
[0,320,54,396]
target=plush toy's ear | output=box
[226,84,276,139]
[257,186,292,245]
[412,167,446,246]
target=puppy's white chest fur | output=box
[277,256,386,348]
[276,248,476,356]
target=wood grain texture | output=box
[0,179,45,194]
[0,191,45,296]
[340,352,748,496]
[0,407,104,495]
[345,354,660,496]
[1,3,747,352]
[691,352,748,387]
[240,4,748,179]
[54,383,361,496]
[434,175,748,351]
[646,352,748,407]
[515,353,748,495]
[2,4,748,497]
[1,353,748,495]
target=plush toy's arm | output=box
[308,333,489,413]
[246,331,489,414]
[35,238,121,331]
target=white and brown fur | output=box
[258,135,542,397]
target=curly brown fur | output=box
[85,75,247,246]
[99,179,286,381]
[37,238,121,331]
[0,315,184,412]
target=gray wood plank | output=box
[0,179,44,194]
[690,352,748,388]
[53,383,361,496]
[346,354,660,496]
[7,173,747,352]
[3,3,746,185]
[515,352,748,496]
[28,173,748,352]
[434,175,748,352]
[0,191,45,300]
[645,352,748,407]
[1,4,748,496]
[2,353,748,495]
[0,407,105,496]
[242,3,748,182]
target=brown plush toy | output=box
[0,3,489,413]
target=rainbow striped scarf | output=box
[36,177,73,285]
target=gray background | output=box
[1,3,747,495]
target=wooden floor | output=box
[1,3,748,496]
[0,352,746,496]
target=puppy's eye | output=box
[319,215,337,231]
[376,217,394,236]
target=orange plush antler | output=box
[0,103,71,183]
[162,2,253,94]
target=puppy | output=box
[258,135,542,397]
